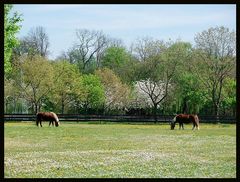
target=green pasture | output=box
[4,122,236,178]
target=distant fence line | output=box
[4,114,236,123]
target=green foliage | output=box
[221,78,236,109]
[174,72,208,113]
[102,46,129,68]
[193,26,236,115]
[21,56,54,89]
[133,40,164,82]
[101,46,135,83]
[135,58,156,82]
[4,24,236,116]
[135,40,191,83]
[80,74,105,109]
[4,4,23,74]
[15,55,54,113]
[51,60,82,113]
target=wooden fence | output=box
[4,114,236,123]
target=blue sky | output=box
[13,4,236,59]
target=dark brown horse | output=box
[36,112,60,127]
[171,114,199,130]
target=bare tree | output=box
[28,26,50,57]
[13,26,50,58]
[194,26,236,58]
[131,37,165,62]
[95,31,109,68]
[95,36,124,68]
[58,30,124,71]
[68,29,109,71]
[135,80,171,117]
[108,38,124,48]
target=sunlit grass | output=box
[4,122,236,178]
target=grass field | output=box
[4,122,236,178]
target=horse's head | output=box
[54,120,60,127]
[170,116,177,130]
[50,112,60,127]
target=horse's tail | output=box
[194,115,200,129]
[194,115,199,124]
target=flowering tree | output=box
[133,79,171,121]
[132,38,178,122]
[95,68,130,113]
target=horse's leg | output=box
[179,123,183,130]
[40,120,42,127]
[197,124,200,130]
[49,121,53,126]
[192,123,195,130]
[182,123,184,130]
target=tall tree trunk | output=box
[61,98,64,114]
[31,103,34,114]
[34,102,38,114]
[153,104,158,123]
[5,101,8,113]
[233,107,236,117]
[38,104,41,113]
[13,98,17,113]
[214,103,219,122]
[182,97,188,114]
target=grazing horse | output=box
[171,114,199,130]
[36,112,60,127]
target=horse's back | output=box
[176,114,191,123]
[176,114,200,123]
[36,112,57,121]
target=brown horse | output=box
[171,114,199,130]
[36,112,60,127]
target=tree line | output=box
[4,5,236,121]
